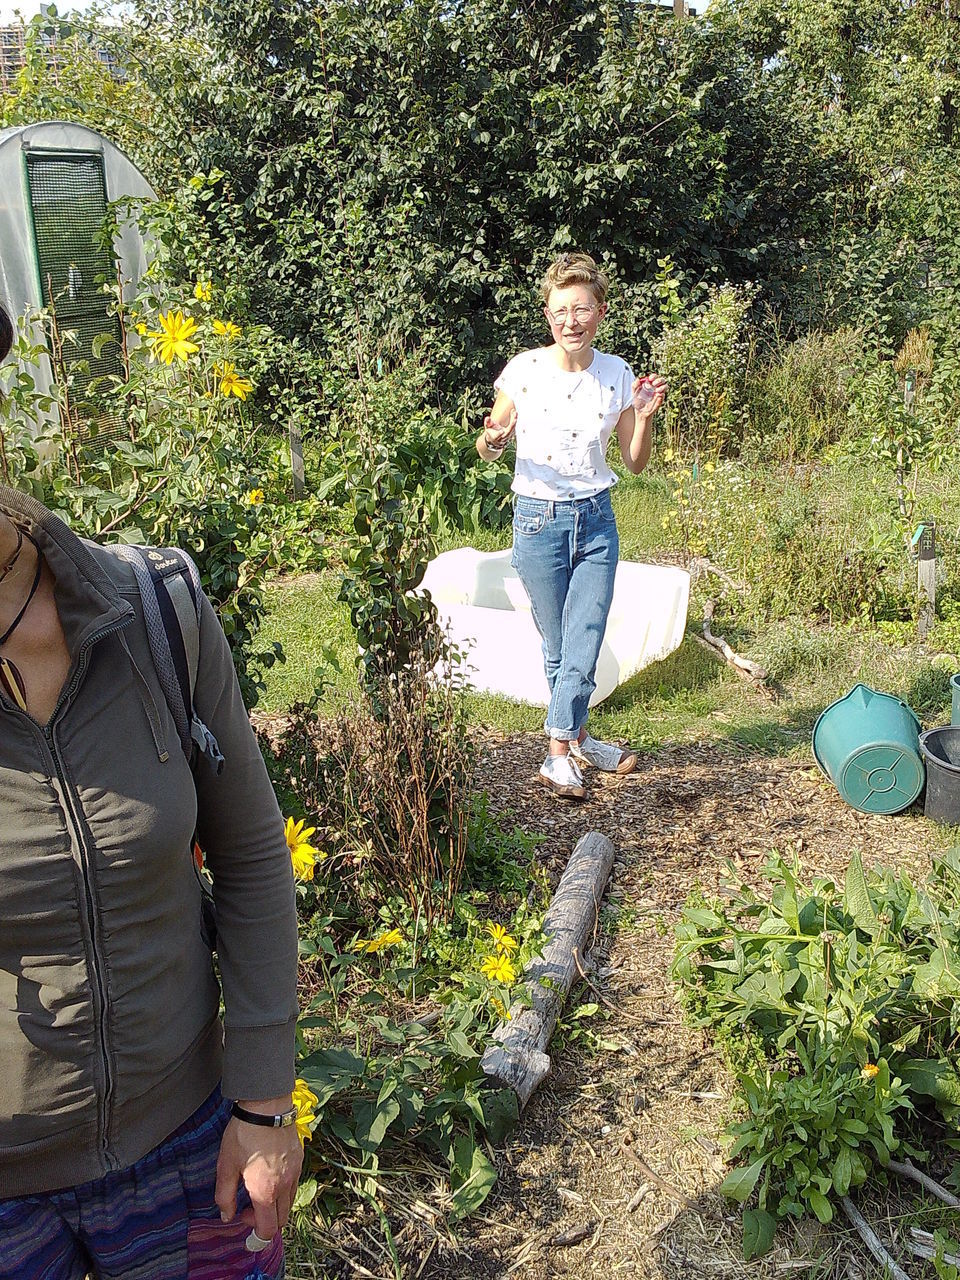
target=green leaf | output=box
[721,1156,767,1203]
[297,1045,368,1107]
[352,1095,401,1154]
[478,1086,519,1145]
[449,1141,498,1219]
[447,1030,478,1059]
[570,1003,600,1019]
[292,1176,318,1211]
[900,1058,960,1109]
[833,1145,853,1197]
[683,907,723,929]
[91,332,115,358]
[742,1208,776,1260]
[844,851,878,934]
[807,1189,833,1224]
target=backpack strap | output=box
[103,543,224,775]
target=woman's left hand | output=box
[215,1112,303,1243]
[632,374,667,419]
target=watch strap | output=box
[230,1101,297,1129]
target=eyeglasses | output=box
[545,305,598,326]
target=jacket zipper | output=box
[42,614,133,1170]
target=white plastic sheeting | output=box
[419,548,690,707]
[0,121,155,425]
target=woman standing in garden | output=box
[0,304,301,1278]
[476,253,666,799]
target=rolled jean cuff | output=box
[544,723,580,742]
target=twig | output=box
[551,1221,597,1248]
[887,1158,960,1207]
[571,947,649,1025]
[687,556,746,593]
[619,1139,697,1209]
[413,1237,437,1278]
[701,600,768,682]
[626,1184,651,1211]
[840,1196,911,1280]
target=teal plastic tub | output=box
[951,673,960,726]
[812,683,924,815]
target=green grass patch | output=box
[256,458,960,746]
[258,573,355,712]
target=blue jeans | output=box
[511,490,619,741]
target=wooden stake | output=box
[917,521,936,639]
[289,423,305,498]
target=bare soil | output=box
[296,731,945,1280]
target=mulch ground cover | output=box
[294,731,944,1280]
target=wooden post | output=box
[289,423,305,499]
[673,0,685,13]
[918,520,936,639]
[480,831,616,1108]
[904,369,917,412]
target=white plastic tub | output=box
[418,548,690,707]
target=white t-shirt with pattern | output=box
[494,347,634,501]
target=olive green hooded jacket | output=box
[0,487,298,1197]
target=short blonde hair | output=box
[540,252,609,306]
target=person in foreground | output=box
[476,252,666,799]
[0,303,301,1278]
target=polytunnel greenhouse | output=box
[0,120,155,427]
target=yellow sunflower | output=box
[213,319,242,340]
[352,928,404,954]
[216,360,254,400]
[485,922,518,953]
[481,953,517,985]
[148,311,199,365]
[291,1078,319,1145]
[285,816,324,880]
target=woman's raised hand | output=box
[483,405,517,449]
[632,374,667,419]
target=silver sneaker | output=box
[539,753,586,798]
[569,734,637,775]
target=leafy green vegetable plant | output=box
[673,848,960,1256]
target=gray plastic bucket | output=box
[951,673,960,726]
[919,726,960,826]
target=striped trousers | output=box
[0,1089,285,1280]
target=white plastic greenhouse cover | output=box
[419,548,690,708]
[0,121,156,420]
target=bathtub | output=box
[418,548,690,707]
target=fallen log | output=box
[480,830,616,1108]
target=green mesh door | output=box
[24,150,124,422]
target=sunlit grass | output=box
[257,460,960,746]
